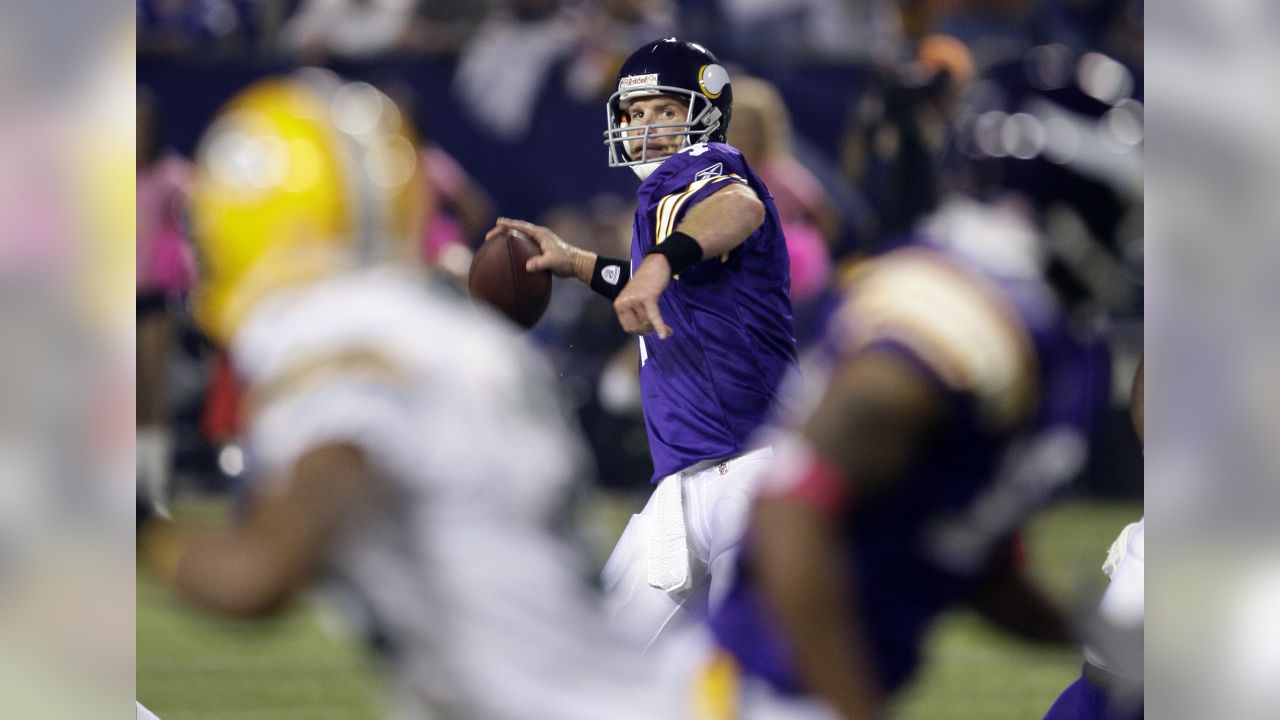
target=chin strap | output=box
[631,159,664,180]
[626,123,720,179]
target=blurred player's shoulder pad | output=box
[232,267,587,506]
[831,248,1038,431]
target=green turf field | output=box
[138,499,1140,719]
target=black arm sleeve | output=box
[589,256,630,300]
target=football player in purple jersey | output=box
[487,38,798,650]
[700,46,1141,718]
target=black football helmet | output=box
[604,38,733,172]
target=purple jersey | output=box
[710,224,1110,695]
[631,142,798,481]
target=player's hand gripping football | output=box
[615,254,673,339]
[486,218,596,284]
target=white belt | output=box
[677,446,774,480]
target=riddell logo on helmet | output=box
[619,74,659,92]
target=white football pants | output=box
[602,447,772,652]
[1084,516,1145,682]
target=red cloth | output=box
[201,353,243,442]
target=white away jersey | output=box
[231,267,685,720]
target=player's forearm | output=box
[802,353,941,493]
[161,444,376,618]
[139,521,298,618]
[752,500,883,719]
[674,183,765,258]
[174,533,300,617]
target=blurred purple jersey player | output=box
[703,195,1111,717]
[697,44,1141,717]
[487,38,797,649]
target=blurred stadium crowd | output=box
[139,0,1143,504]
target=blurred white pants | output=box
[602,448,772,652]
[1085,517,1145,682]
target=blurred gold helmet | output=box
[190,70,424,345]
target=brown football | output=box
[468,228,552,329]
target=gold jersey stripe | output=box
[246,347,409,420]
[690,650,742,720]
[838,250,1039,429]
[655,191,685,245]
[654,174,745,245]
